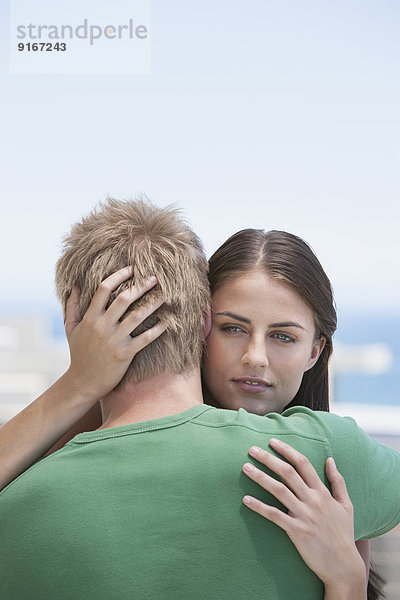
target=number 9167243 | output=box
[18,43,66,51]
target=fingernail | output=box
[243,463,254,473]
[150,276,157,283]
[243,496,252,506]
[249,446,260,456]
[269,438,280,445]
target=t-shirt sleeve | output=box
[316,411,400,540]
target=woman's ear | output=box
[204,305,212,338]
[305,336,326,372]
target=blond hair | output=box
[55,197,210,385]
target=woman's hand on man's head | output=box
[64,266,166,404]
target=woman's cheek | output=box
[207,332,231,359]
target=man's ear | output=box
[304,336,326,372]
[204,305,212,339]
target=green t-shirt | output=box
[1,405,399,600]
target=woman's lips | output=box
[232,377,272,393]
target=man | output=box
[0,198,399,599]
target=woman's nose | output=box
[241,337,268,369]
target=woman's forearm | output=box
[44,400,102,455]
[0,372,99,491]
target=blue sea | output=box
[334,313,400,406]
[50,309,400,408]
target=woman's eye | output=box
[221,325,243,334]
[272,333,295,343]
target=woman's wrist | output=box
[323,552,367,600]
[57,368,105,410]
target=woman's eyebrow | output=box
[215,311,250,324]
[269,321,306,330]
[215,313,306,330]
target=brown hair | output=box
[55,197,210,386]
[207,228,337,412]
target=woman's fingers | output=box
[268,438,326,490]
[243,445,352,514]
[245,444,321,502]
[243,494,294,531]
[129,321,167,354]
[86,266,134,316]
[117,297,165,340]
[71,267,161,330]
[242,461,299,513]
[325,457,353,508]
[105,274,159,325]
[65,287,81,338]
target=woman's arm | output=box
[0,267,166,491]
[242,439,367,600]
[44,401,103,455]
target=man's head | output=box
[55,197,210,386]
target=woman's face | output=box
[203,270,325,415]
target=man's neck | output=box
[99,368,203,429]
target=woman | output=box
[203,228,382,599]
[0,231,379,598]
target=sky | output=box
[1,0,399,318]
